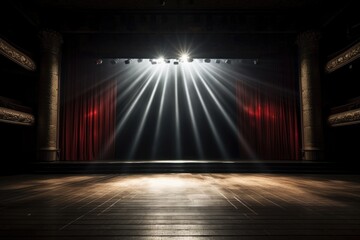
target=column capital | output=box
[296,30,321,47]
[39,29,63,54]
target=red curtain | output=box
[236,57,300,160]
[60,45,116,160]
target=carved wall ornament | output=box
[326,42,360,73]
[0,38,36,71]
[0,107,35,126]
[328,108,360,127]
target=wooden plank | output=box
[1,173,360,239]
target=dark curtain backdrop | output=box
[236,57,300,160]
[60,43,117,160]
[60,45,300,161]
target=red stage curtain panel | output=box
[236,57,301,160]
[60,45,116,160]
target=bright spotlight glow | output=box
[157,57,165,64]
[114,65,160,137]
[109,58,259,160]
[181,64,204,158]
[195,63,257,159]
[180,53,189,62]
[128,65,164,159]
[152,66,169,158]
[188,64,229,158]
[174,66,181,158]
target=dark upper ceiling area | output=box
[8,0,353,34]
[2,0,357,58]
[15,0,340,10]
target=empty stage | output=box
[1,173,360,239]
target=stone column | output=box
[37,30,63,161]
[297,31,324,160]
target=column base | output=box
[38,148,59,161]
[303,149,323,161]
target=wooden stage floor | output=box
[1,173,360,239]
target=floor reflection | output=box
[1,173,360,238]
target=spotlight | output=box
[204,59,211,63]
[124,59,131,64]
[180,54,189,62]
[150,59,157,64]
[188,58,194,62]
[157,57,165,64]
[215,59,221,64]
[95,59,103,65]
[165,59,170,63]
[137,59,143,63]
[173,60,179,65]
[253,59,258,65]
[225,59,231,64]
[110,58,120,64]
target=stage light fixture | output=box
[150,59,157,64]
[225,59,231,64]
[124,59,131,64]
[157,57,165,64]
[215,59,221,64]
[188,58,194,62]
[180,54,189,62]
[137,59,143,63]
[165,59,171,63]
[110,58,120,64]
[173,60,179,65]
[253,59,258,65]
[204,58,211,63]
[95,59,103,65]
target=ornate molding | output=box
[0,107,35,126]
[326,42,360,73]
[0,38,36,71]
[328,108,360,127]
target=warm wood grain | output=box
[1,173,359,239]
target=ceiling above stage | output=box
[3,0,356,58]
[9,0,352,34]
[15,0,337,10]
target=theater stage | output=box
[0,173,359,239]
[6,160,360,174]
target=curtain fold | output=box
[236,57,300,160]
[60,46,299,161]
[60,44,116,160]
